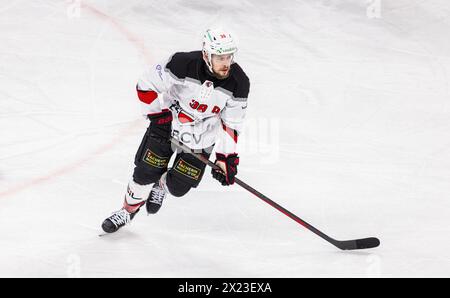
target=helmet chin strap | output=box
[203,50,213,73]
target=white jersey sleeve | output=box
[136,58,175,116]
[215,88,249,155]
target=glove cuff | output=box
[215,152,238,161]
[148,109,173,125]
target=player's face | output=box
[211,54,233,79]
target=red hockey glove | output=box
[211,153,239,186]
[148,110,173,143]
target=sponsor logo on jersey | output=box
[156,64,163,81]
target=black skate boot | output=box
[146,175,168,214]
[101,204,142,233]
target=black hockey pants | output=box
[132,125,212,197]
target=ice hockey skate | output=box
[101,207,141,234]
[146,174,168,214]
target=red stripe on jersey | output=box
[222,123,238,143]
[137,89,158,104]
[178,111,195,123]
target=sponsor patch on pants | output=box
[143,149,169,168]
[174,159,201,180]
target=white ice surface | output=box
[1,0,450,277]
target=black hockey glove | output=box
[148,110,173,143]
[211,153,239,186]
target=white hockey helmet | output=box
[202,28,237,72]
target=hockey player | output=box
[101,29,250,233]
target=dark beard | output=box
[203,61,230,80]
[214,71,229,79]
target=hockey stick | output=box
[170,137,380,250]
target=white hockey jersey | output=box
[136,51,250,154]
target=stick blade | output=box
[335,237,380,250]
[355,237,380,249]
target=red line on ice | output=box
[0,4,152,198]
